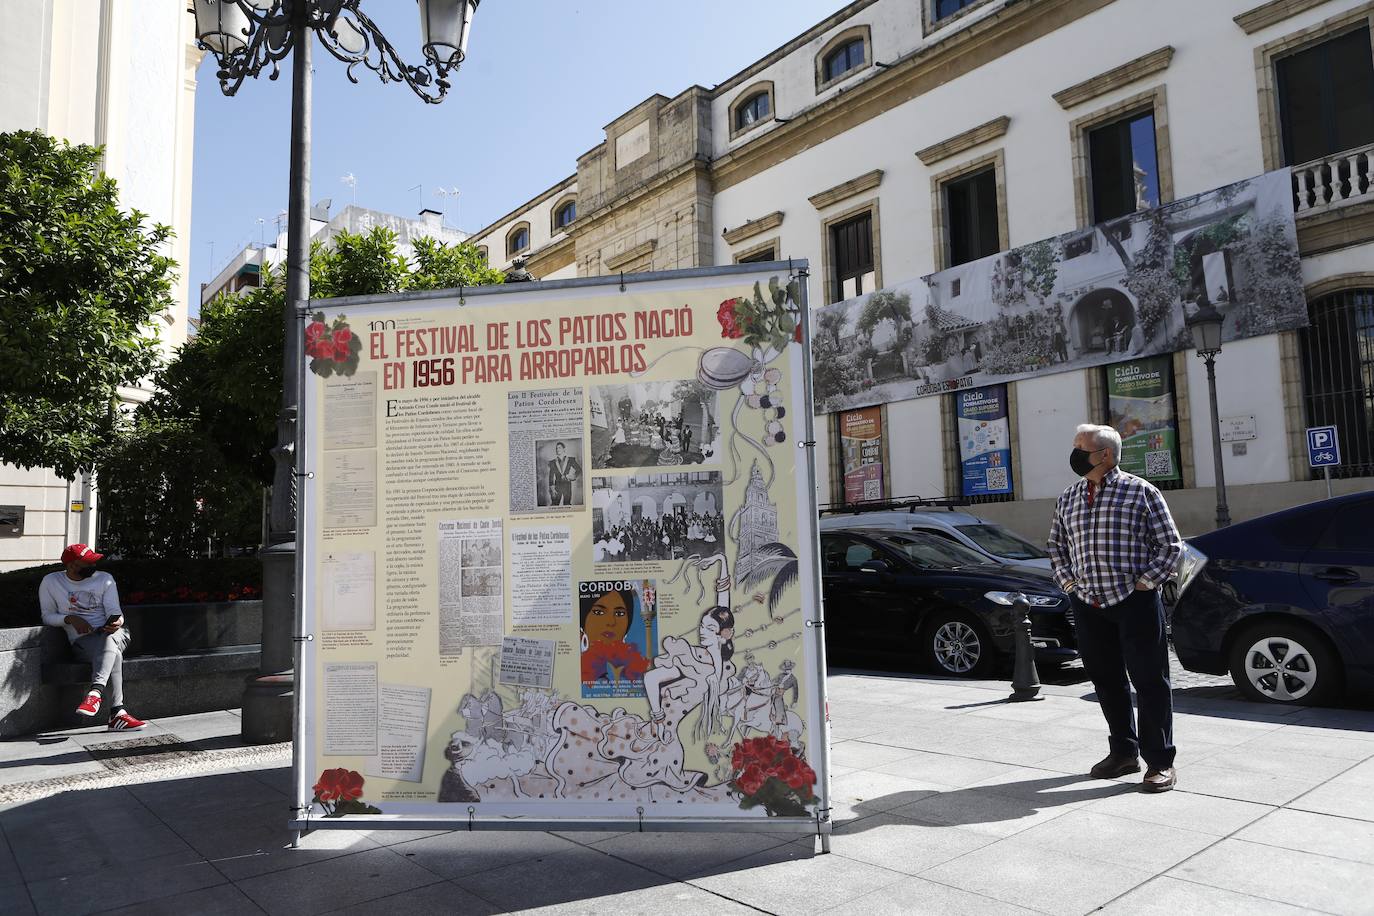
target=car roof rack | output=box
[818,496,973,516]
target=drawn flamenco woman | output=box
[546,556,738,804]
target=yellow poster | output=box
[299,266,829,828]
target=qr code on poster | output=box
[863,479,881,500]
[1144,450,1175,478]
[985,467,1009,491]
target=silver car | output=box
[819,508,1052,571]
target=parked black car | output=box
[1171,492,1374,705]
[820,527,1077,677]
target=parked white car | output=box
[818,508,1053,571]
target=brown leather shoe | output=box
[1089,754,1141,779]
[1142,767,1177,793]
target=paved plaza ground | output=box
[2,666,1372,916]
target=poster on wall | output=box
[1107,356,1181,482]
[957,385,1013,496]
[839,406,885,503]
[812,168,1307,414]
[297,265,828,833]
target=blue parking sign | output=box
[1307,425,1341,468]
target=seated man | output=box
[39,544,148,730]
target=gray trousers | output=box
[72,629,130,709]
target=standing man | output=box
[547,441,581,507]
[1047,424,1182,792]
[39,544,148,730]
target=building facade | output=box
[0,1,202,570]
[471,0,1374,539]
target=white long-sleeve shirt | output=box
[38,571,122,643]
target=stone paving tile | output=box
[453,843,672,912]
[24,849,226,916]
[389,828,584,881]
[1287,779,1374,824]
[830,812,994,876]
[1166,763,1323,806]
[687,836,904,915]
[590,829,801,879]
[888,786,1080,839]
[944,734,1080,768]
[962,766,1135,810]
[520,880,763,915]
[235,846,439,916]
[1248,728,1374,761]
[96,883,266,916]
[920,833,1154,916]
[828,739,921,771]
[1081,785,1273,836]
[175,802,382,882]
[3,790,196,882]
[1198,744,1355,782]
[869,749,1018,788]
[1236,808,1374,866]
[819,875,1041,915]
[0,890,36,916]
[1002,809,1219,872]
[1099,875,1319,915]
[319,879,500,915]
[1168,838,1374,915]
[826,768,944,822]
[0,825,23,889]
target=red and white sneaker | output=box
[108,710,148,731]
[75,691,102,717]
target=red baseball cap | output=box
[60,544,103,565]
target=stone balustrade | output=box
[1292,143,1374,216]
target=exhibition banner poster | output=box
[812,168,1307,413]
[839,406,884,504]
[1107,356,1181,482]
[298,266,828,830]
[957,385,1013,496]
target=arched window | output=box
[476,245,488,264]
[555,200,576,229]
[1300,287,1374,478]
[823,38,865,83]
[507,223,530,256]
[735,91,770,130]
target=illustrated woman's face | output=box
[699,615,732,645]
[586,592,631,646]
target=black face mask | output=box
[1069,448,1098,477]
[72,566,96,580]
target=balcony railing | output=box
[1292,143,1374,216]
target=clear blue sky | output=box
[189,1,844,310]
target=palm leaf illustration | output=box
[740,542,798,611]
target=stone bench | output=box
[1,601,263,736]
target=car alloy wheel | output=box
[932,620,982,674]
[1242,635,1317,702]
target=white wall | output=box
[885,396,946,500]
[1185,334,1290,488]
[1015,371,1091,500]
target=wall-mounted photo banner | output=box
[297,265,829,835]
[839,406,885,503]
[957,385,1013,496]
[1107,355,1181,482]
[812,169,1307,414]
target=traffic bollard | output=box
[1008,592,1043,702]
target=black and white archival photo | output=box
[535,438,584,509]
[590,472,725,562]
[589,379,721,469]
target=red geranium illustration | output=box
[311,768,380,817]
[305,312,363,378]
[728,736,817,817]
[717,298,744,339]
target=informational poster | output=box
[1107,356,1181,482]
[299,265,828,832]
[957,385,1013,496]
[839,407,884,504]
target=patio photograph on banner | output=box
[812,169,1307,413]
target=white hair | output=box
[1075,423,1122,461]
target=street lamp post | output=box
[1187,302,1231,529]
[194,0,479,743]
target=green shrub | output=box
[0,557,262,628]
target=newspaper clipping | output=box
[438,518,504,655]
[508,387,584,514]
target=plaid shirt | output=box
[1046,466,1183,608]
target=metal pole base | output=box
[1007,595,1043,702]
[241,672,294,744]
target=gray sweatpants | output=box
[72,629,130,709]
